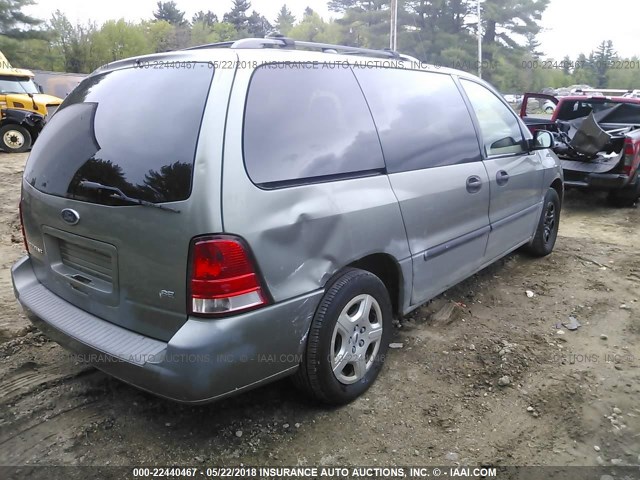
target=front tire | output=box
[294,268,393,405]
[0,125,32,153]
[525,188,560,257]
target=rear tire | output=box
[293,268,393,405]
[607,180,640,207]
[525,188,560,257]
[0,125,32,153]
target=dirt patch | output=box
[0,151,638,471]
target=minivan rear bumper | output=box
[12,256,322,404]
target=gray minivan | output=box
[12,38,563,405]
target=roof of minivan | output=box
[92,42,478,82]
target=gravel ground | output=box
[0,152,638,476]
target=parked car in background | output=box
[543,99,556,113]
[521,92,640,206]
[12,37,563,405]
[504,93,523,104]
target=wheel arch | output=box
[550,177,563,204]
[342,253,404,318]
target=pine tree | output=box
[482,0,550,49]
[0,0,42,38]
[329,1,390,49]
[592,40,617,88]
[153,1,187,26]
[525,32,543,59]
[561,55,571,76]
[192,10,218,27]
[274,4,295,35]
[247,11,271,37]
[224,0,252,32]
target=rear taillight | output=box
[188,236,268,316]
[623,138,637,175]
[18,201,28,253]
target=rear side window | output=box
[353,68,481,173]
[460,79,526,157]
[24,65,214,204]
[243,64,384,186]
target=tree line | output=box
[1,0,639,93]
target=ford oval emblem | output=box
[61,209,80,225]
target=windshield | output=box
[0,75,39,94]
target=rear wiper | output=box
[78,180,180,213]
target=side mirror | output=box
[38,84,44,94]
[529,130,554,150]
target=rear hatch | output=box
[21,62,216,341]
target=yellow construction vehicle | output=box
[0,51,63,152]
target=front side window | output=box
[243,63,384,186]
[461,79,526,157]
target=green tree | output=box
[247,11,271,37]
[190,20,213,45]
[406,0,469,35]
[573,53,596,86]
[153,1,187,27]
[482,0,549,49]
[192,10,217,27]
[0,0,42,38]
[142,19,175,52]
[224,0,251,33]
[402,0,474,66]
[607,56,640,90]
[289,10,340,43]
[592,40,616,88]
[0,35,64,70]
[481,0,549,82]
[208,22,238,42]
[48,10,97,72]
[329,0,391,48]
[524,32,542,59]
[274,4,295,35]
[561,55,571,76]
[92,19,150,65]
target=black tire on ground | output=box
[524,188,561,257]
[606,180,640,208]
[293,268,393,405]
[0,125,32,153]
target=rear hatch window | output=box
[24,64,214,205]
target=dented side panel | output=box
[221,57,411,308]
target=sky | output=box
[24,0,640,60]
